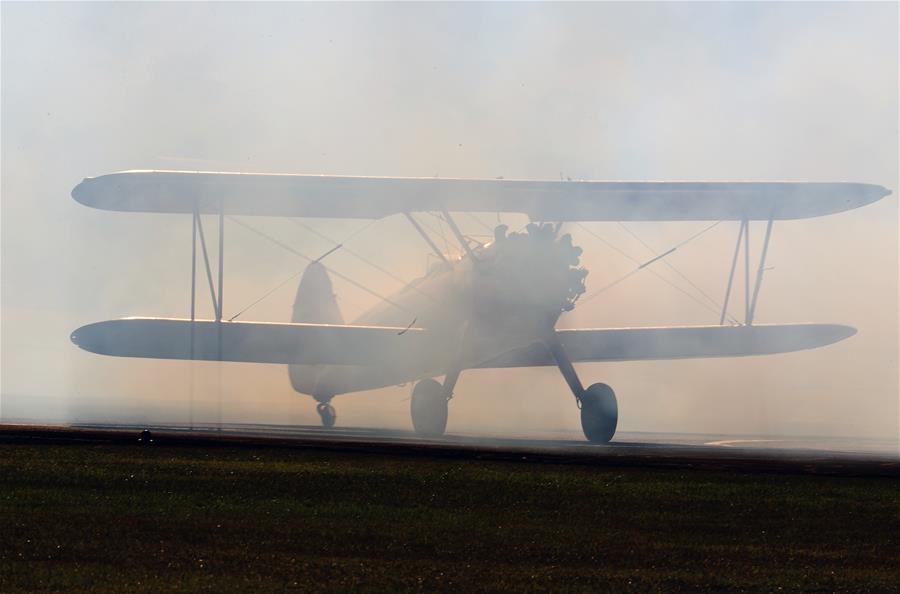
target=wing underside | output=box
[71,318,434,366]
[477,324,856,368]
[71,170,889,221]
[72,318,855,368]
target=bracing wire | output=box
[433,211,487,251]
[582,268,643,299]
[465,212,495,234]
[429,212,453,257]
[575,222,739,323]
[341,218,380,244]
[228,269,305,321]
[227,216,410,315]
[618,221,725,311]
[574,222,639,264]
[286,218,440,303]
[420,212,492,252]
[228,218,378,320]
[226,213,731,323]
[287,219,406,286]
[412,212,444,239]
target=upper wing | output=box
[477,324,856,368]
[72,318,854,367]
[72,170,889,221]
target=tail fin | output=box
[292,261,343,325]
[289,261,341,397]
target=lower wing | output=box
[477,324,855,368]
[72,318,854,366]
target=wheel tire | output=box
[580,383,618,443]
[316,402,336,428]
[411,378,448,437]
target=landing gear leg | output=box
[316,401,336,428]
[411,323,468,438]
[545,333,618,443]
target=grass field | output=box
[2,443,899,592]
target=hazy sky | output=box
[2,2,897,443]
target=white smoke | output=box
[1,2,896,447]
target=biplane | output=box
[70,171,890,442]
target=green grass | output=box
[1,444,898,592]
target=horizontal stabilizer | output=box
[71,170,889,221]
[478,324,856,368]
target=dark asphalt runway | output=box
[2,422,898,477]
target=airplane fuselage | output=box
[290,232,579,400]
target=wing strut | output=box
[189,198,227,322]
[189,206,198,429]
[190,203,197,327]
[748,218,774,325]
[188,198,226,429]
[217,199,225,322]
[719,217,775,326]
[720,220,746,325]
[744,218,751,323]
[441,209,477,260]
[404,213,447,262]
[194,204,221,319]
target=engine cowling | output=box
[475,222,588,320]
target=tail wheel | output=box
[411,378,448,437]
[316,402,336,428]
[580,383,618,443]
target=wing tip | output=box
[71,178,92,207]
[828,323,857,344]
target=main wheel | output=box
[411,378,448,437]
[316,402,336,428]
[580,383,618,443]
